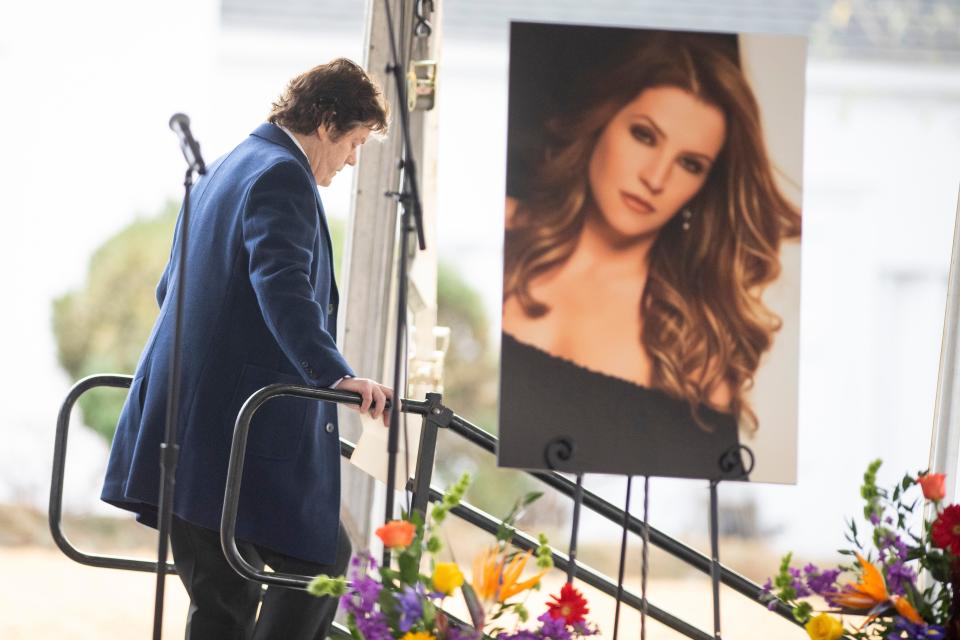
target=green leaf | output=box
[422,598,437,628]
[521,491,544,507]
[398,550,419,585]
[379,567,400,583]
[461,582,486,630]
[515,603,529,622]
[792,601,813,624]
[306,574,347,597]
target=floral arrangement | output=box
[308,473,599,640]
[762,459,960,639]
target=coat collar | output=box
[250,122,314,178]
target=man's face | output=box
[312,125,371,186]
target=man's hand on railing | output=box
[336,377,393,427]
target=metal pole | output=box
[709,480,722,640]
[566,472,585,583]
[641,476,651,640]
[612,476,632,640]
[930,187,960,500]
[152,167,194,639]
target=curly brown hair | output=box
[504,31,801,431]
[269,58,388,140]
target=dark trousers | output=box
[169,516,351,640]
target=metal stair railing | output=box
[50,374,801,639]
[49,374,176,575]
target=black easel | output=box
[603,446,754,640]
[379,0,428,568]
[707,445,755,639]
[152,115,207,640]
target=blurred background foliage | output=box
[49,201,544,519]
[52,202,178,441]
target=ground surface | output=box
[0,546,806,639]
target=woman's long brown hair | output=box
[503,32,801,431]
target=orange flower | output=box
[828,554,928,629]
[471,546,546,603]
[892,595,923,624]
[827,553,887,610]
[918,473,946,501]
[375,520,416,549]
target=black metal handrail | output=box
[220,383,449,588]
[50,375,798,638]
[49,374,176,574]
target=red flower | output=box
[918,473,947,501]
[546,582,589,624]
[932,504,960,555]
[375,520,416,549]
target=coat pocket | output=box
[228,363,310,461]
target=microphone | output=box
[168,113,207,175]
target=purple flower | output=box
[349,550,378,576]
[878,531,910,561]
[870,513,882,525]
[887,617,946,640]
[449,627,482,640]
[351,574,383,612]
[884,559,917,596]
[496,632,540,640]
[537,611,572,640]
[786,567,812,598]
[397,585,424,632]
[761,578,773,595]
[803,564,841,597]
[355,611,393,640]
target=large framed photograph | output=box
[497,22,805,483]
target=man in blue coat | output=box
[101,58,392,639]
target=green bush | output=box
[52,202,178,441]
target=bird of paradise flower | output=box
[827,552,923,628]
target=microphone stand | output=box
[152,130,206,640]
[381,0,427,564]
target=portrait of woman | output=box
[497,24,804,481]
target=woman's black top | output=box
[497,332,748,480]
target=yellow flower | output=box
[804,613,844,640]
[400,633,436,640]
[432,562,464,596]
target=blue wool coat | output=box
[101,123,355,564]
